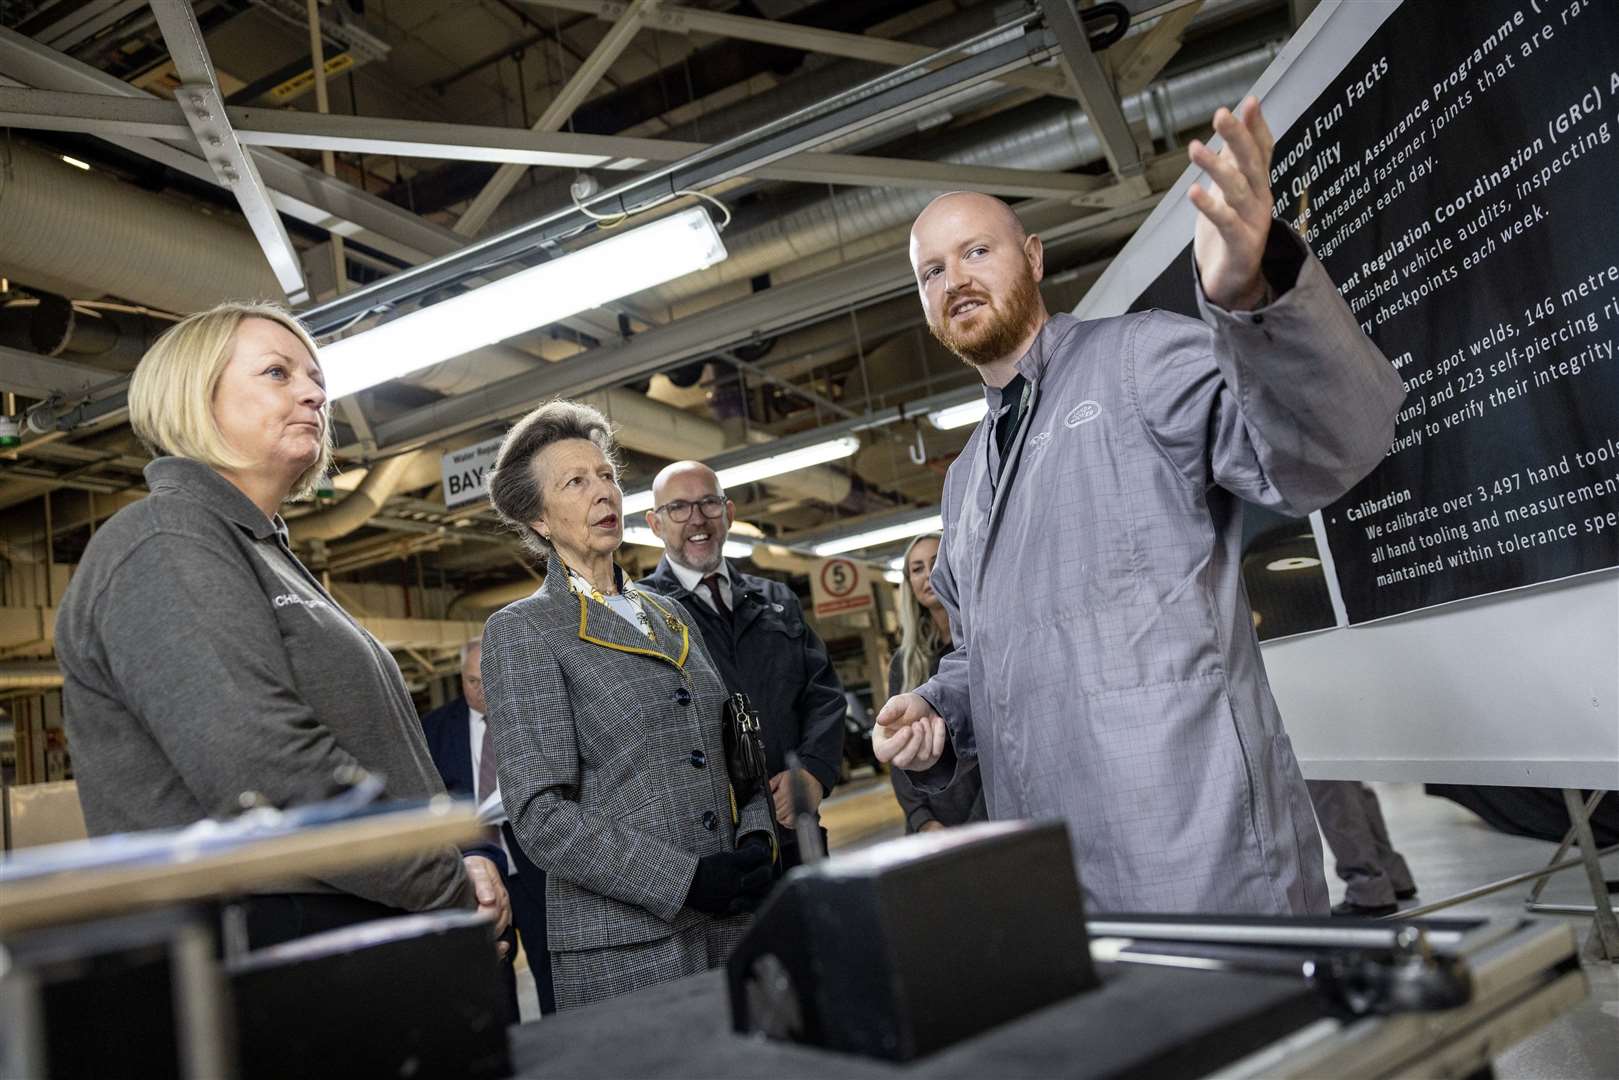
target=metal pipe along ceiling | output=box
[0,662,63,689]
[0,142,285,313]
[289,450,425,541]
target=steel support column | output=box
[1040,0,1146,182]
[454,0,657,237]
[149,0,308,300]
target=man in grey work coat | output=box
[874,99,1406,915]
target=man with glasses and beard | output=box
[874,99,1406,916]
[638,461,847,867]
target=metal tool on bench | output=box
[784,750,825,863]
[1090,924,1473,1018]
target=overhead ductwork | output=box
[0,141,284,312]
[448,577,540,617]
[289,451,426,542]
[0,298,177,377]
[0,661,63,689]
[326,451,445,499]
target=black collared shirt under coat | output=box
[639,557,846,796]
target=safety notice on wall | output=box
[811,557,874,619]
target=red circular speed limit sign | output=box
[819,558,860,598]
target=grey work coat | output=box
[481,555,775,1009]
[915,232,1406,915]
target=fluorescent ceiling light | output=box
[883,569,904,584]
[60,155,91,170]
[812,513,943,556]
[888,556,905,569]
[622,489,655,516]
[928,399,987,430]
[321,206,727,399]
[716,436,860,488]
[620,526,661,548]
[619,435,860,520]
[620,525,751,561]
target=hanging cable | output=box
[671,189,733,231]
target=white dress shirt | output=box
[668,558,733,613]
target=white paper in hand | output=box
[475,788,508,826]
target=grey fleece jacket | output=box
[54,457,474,912]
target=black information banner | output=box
[1131,0,1619,623]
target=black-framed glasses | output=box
[655,495,727,523]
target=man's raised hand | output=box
[1189,96,1278,311]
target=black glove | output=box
[686,843,773,916]
[739,830,783,881]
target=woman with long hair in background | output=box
[888,533,985,833]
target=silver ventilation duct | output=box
[0,142,284,312]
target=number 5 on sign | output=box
[812,557,875,619]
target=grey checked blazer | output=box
[481,555,774,1007]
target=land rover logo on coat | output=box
[1065,400,1103,427]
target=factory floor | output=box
[519,777,1619,1079]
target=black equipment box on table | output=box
[509,915,1583,1080]
[510,960,1325,1079]
[508,820,1585,1079]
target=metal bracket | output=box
[1039,0,1148,187]
[169,78,307,301]
[1523,790,1619,962]
[150,1,314,300]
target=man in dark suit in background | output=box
[421,638,556,1016]
[639,461,847,868]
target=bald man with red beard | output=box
[873,99,1406,916]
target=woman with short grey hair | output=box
[480,399,778,1009]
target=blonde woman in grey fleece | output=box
[54,302,511,953]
